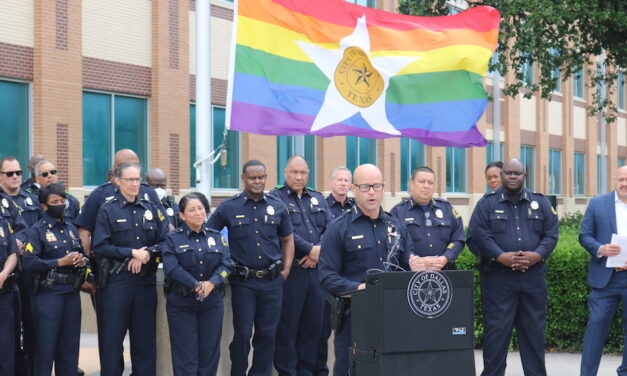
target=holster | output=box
[327,293,351,333]
[0,272,16,295]
[163,278,194,297]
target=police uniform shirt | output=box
[75,181,162,233]
[0,192,28,242]
[91,192,169,260]
[326,194,355,219]
[390,197,465,262]
[469,187,558,262]
[6,189,42,227]
[270,185,332,258]
[319,206,409,295]
[163,223,234,290]
[161,195,181,228]
[206,191,293,269]
[21,178,39,195]
[21,213,84,274]
[63,193,81,224]
[0,217,17,265]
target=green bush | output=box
[457,218,624,352]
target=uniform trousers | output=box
[17,271,36,375]
[0,290,15,375]
[229,276,283,376]
[96,272,157,376]
[275,266,325,376]
[480,267,547,376]
[32,284,80,376]
[314,300,332,376]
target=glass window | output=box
[277,135,316,188]
[0,80,30,169]
[400,138,426,191]
[520,145,535,191]
[346,136,377,174]
[190,105,196,186]
[549,149,562,195]
[486,141,504,165]
[619,157,626,168]
[519,54,534,85]
[574,152,585,196]
[114,96,147,168]
[619,72,625,110]
[445,147,466,193]
[574,69,584,98]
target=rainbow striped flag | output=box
[227,0,500,147]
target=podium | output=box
[349,270,475,376]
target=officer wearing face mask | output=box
[146,168,181,228]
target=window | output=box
[519,54,534,85]
[619,72,625,110]
[190,105,240,189]
[83,92,147,186]
[486,141,504,165]
[620,157,626,168]
[549,149,562,195]
[550,49,561,93]
[574,152,585,196]
[345,0,376,6]
[574,69,584,98]
[346,136,376,173]
[400,138,426,191]
[445,147,466,193]
[520,145,535,191]
[277,135,316,188]
[0,80,30,169]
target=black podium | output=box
[349,270,475,376]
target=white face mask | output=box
[154,187,166,201]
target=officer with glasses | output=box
[33,160,81,224]
[390,166,464,271]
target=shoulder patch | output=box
[25,242,33,253]
[275,185,284,189]
[452,208,461,218]
[221,236,228,246]
[157,209,166,222]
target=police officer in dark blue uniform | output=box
[163,192,233,376]
[146,167,181,228]
[92,162,169,376]
[469,158,558,376]
[33,160,81,223]
[21,154,45,194]
[320,164,409,376]
[271,155,332,376]
[316,166,355,376]
[207,159,294,376]
[0,213,18,375]
[22,183,93,376]
[390,166,464,271]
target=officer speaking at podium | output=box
[319,164,408,376]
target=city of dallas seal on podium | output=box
[406,271,453,319]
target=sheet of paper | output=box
[606,234,627,268]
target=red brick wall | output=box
[0,42,33,80]
[82,57,151,96]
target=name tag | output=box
[404,218,414,221]
[179,245,190,248]
[351,235,364,240]
[494,210,504,214]
[116,219,127,223]
[235,215,245,219]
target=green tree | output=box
[398,0,626,123]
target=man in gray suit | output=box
[580,165,627,376]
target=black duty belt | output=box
[232,260,283,281]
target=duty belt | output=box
[232,260,283,281]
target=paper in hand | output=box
[606,234,627,268]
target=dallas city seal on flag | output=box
[226,0,500,147]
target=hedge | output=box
[456,213,623,352]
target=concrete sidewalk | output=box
[77,331,622,375]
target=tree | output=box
[398,0,626,123]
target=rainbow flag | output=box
[226,0,500,147]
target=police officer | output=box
[319,164,408,376]
[315,166,355,376]
[271,155,332,376]
[469,158,558,376]
[207,159,294,376]
[0,214,18,375]
[146,167,181,228]
[22,183,93,376]
[21,154,45,194]
[391,166,464,271]
[92,162,169,376]
[163,192,233,376]
[34,160,80,223]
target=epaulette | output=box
[205,225,221,233]
[434,197,448,202]
[532,191,546,196]
[306,186,314,191]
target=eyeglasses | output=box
[354,183,384,192]
[424,211,432,227]
[40,170,57,178]
[1,170,23,177]
[119,177,141,184]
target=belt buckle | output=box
[255,270,265,278]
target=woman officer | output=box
[163,192,233,376]
[22,183,93,376]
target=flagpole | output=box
[196,0,212,202]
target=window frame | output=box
[445,147,467,193]
[549,148,562,195]
[574,152,585,196]
[0,78,32,169]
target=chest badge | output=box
[0,226,4,238]
[143,193,149,201]
[46,231,57,242]
[311,197,319,206]
[208,237,216,247]
[144,210,153,221]
[1,198,8,208]
[530,201,539,210]
[166,208,174,217]
[25,197,33,206]
[267,205,275,215]
[435,209,444,219]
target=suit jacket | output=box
[579,191,618,289]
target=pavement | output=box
[76,331,623,376]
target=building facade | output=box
[0,0,626,222]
